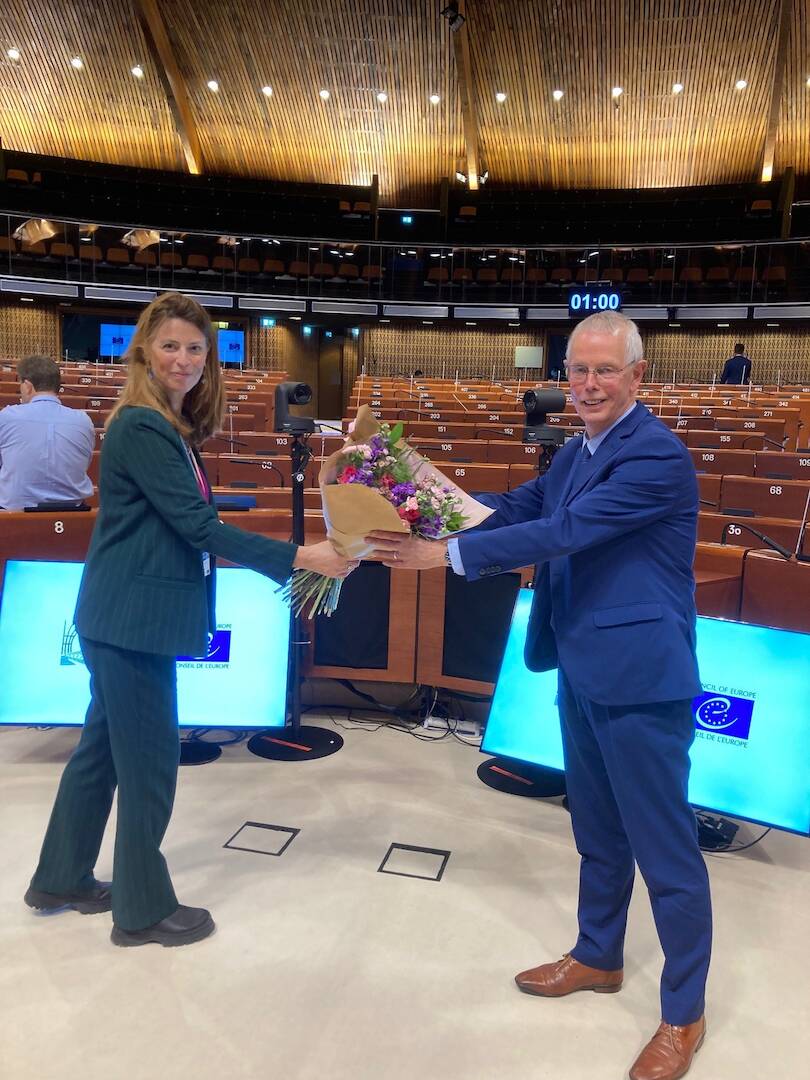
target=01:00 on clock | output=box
[570,292,621,311]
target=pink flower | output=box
[338,465,358,483]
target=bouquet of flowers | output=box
[281,405,493,618]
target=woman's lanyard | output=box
[183,441,209,500]
[183,441,211,575]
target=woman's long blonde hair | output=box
[105,292,225,445]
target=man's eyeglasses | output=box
[565,363,634,383]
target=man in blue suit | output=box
[719,343,752,385]
[370,312,711,1080]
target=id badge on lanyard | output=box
[184,442,211,576]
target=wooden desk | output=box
[740,552,810,632]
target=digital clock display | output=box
[568,289,622,316]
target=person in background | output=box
[0,354,95,510]
[25,292,358,949]
[371,311,711,1080]
[719,343,752,385]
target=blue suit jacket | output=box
[719,354,752,385]
[457,404,701,706]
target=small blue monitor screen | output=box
[0,561,290,730]
[482,589,810,836]
[99,323,136,358]
[218,329,245,365]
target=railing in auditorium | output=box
[1,211,809,307]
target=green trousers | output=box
[30,636,181,931]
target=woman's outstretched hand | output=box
[294,541,360,579]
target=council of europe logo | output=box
[692,692,754,741]
[61,623,232,665]
[60,622,85,666]
[177,629,232,663]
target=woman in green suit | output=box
[25,292,356,947]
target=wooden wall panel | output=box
[643,327,810,382]
[362,323,545,380]
[0,299,60,361]
[246,318,287,371]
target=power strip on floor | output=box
[422,713,482,739]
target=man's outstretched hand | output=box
[366,531,448,570]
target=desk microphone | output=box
[720,521,793,560]
[741,433,790,451]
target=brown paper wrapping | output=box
[319,404,494,558]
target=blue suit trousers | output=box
[558,669,712,1025]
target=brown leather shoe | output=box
[515,953,623,997]
[629,1016,706,1080]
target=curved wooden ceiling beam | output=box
[135,0,203,175]
[450,0,480,192]
[760,0,792,183]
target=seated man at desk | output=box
[0,355,95,510]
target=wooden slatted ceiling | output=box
[0,0,808,202]
[0,0,180,170]
[469,0,779,190]
[162,0,463,204]
[774,0,810,176]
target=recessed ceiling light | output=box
[71,56,83,70]
[207,79,219,92]
[735,79,747,91]
[309,245,319,251]
[131,65,144,79]
[611,86,623,98]
[377,91,387,103]
[7,48,21,61]
[508,322,520,327]
[379,318,390,323]
[422,320,433,325]
[766,322,780,327]
[430,93,440,105]
[319,88,330,100]
[495,91,507,103]
[465,321,477,326]
[672,82,684,94]
[669,323,681,327]
[261,85,273,96]
[552,89,564,101]
[289,316,301,321]
[717,322,730,327]
[20,296,34,302]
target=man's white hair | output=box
[565,311,644,367]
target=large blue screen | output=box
[99,323,136,358]
[0,561,290,730]
[482,589,810,835]
[217,329,245,366]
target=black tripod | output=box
[247,431,344,761]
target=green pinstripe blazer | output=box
[75,405,297,657]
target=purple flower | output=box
[391,482,416,503]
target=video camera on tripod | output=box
[522,388,568,474]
